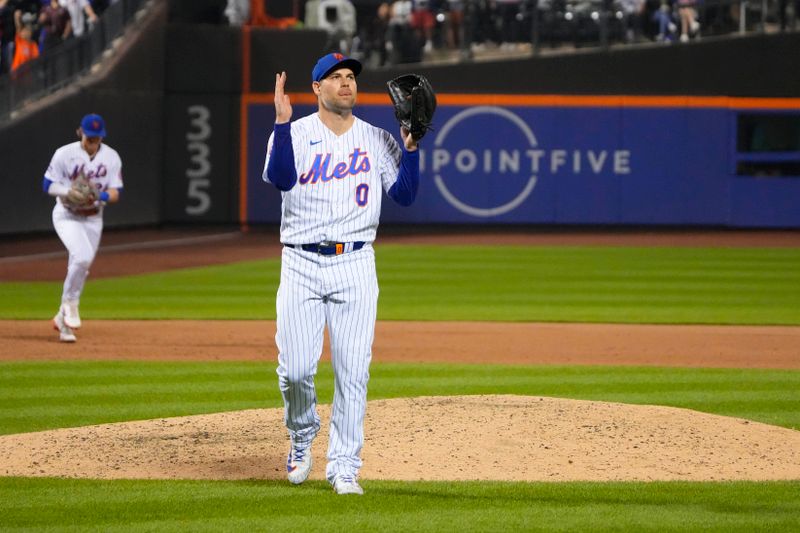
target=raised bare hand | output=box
[275,71,292,124]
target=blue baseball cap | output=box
[311,53,362,83]
[80,113,106,137]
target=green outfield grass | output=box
[1,478,798,532]
[1,361,798,530]
[1,243,799,531]
[1,361,798,435]
[1,245,799,324]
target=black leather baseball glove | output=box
[386,74,437,141]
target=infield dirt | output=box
[2,395,800,482]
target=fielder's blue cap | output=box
[312,52,362,83]
[80,113,106,138]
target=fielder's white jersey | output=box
[45,141,124,213]
[263,113,403,244]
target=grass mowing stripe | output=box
[1,362,797,435]
[3,379,792,403]
[0,382,270,403]
[2,389,276,409]
[1,478,798,532]
[376,245,800,324]
[1,245,798,323]
[4,361,793,387]
[0,361,272,383]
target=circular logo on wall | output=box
[432,106,538,217]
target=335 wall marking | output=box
[186,105,212,215]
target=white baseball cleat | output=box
[53,312,77,343]
[62,301,81,329]
[332,475,364,495]
[286,445,312,484]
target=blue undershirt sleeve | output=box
[265,122,297,192]
[42,177,53,192]
[388,148,419,207]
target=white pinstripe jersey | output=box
[263,113,403,244]
[45,141,124,210]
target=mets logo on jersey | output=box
[299,148,371,185]
[69,163,107,181]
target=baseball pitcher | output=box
[262,53,433,495]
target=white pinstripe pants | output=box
[52,202,103,305]
[275,244,378,482]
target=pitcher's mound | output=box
[2,395,799,482]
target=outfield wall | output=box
[244,95,800,228]
[2,19,800,236]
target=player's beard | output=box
[320,93,356,116]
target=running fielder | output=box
[43,113,123,342]
[262,53,421,495]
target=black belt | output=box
[286,241,365,256]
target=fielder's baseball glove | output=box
[63,172,97,209]
[386,74,436,141]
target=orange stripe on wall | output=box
[242,92,800,109]
[238,88,798,225]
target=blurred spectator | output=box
[619,0,645,42]
[11,12,38,71]
[12,0,42,40]
[469,0,500,50]
[676,0,699,42]
[89,0,109,17]
[305,0,357,53]
[0,0,14,74]
[778,0,799,30]
[410,0,434,53]
[326,0,357,52]
[11,0,41,54]
[14,0,41,21]
[495,0,521,49]
[38,0,71,52]
[387,0,415,63]
[60,0,98,38]
[699,0,734,34]
[224,0,250,25]
[652,0,676,41]
[444,0,464,49]
[361,1,390,66]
